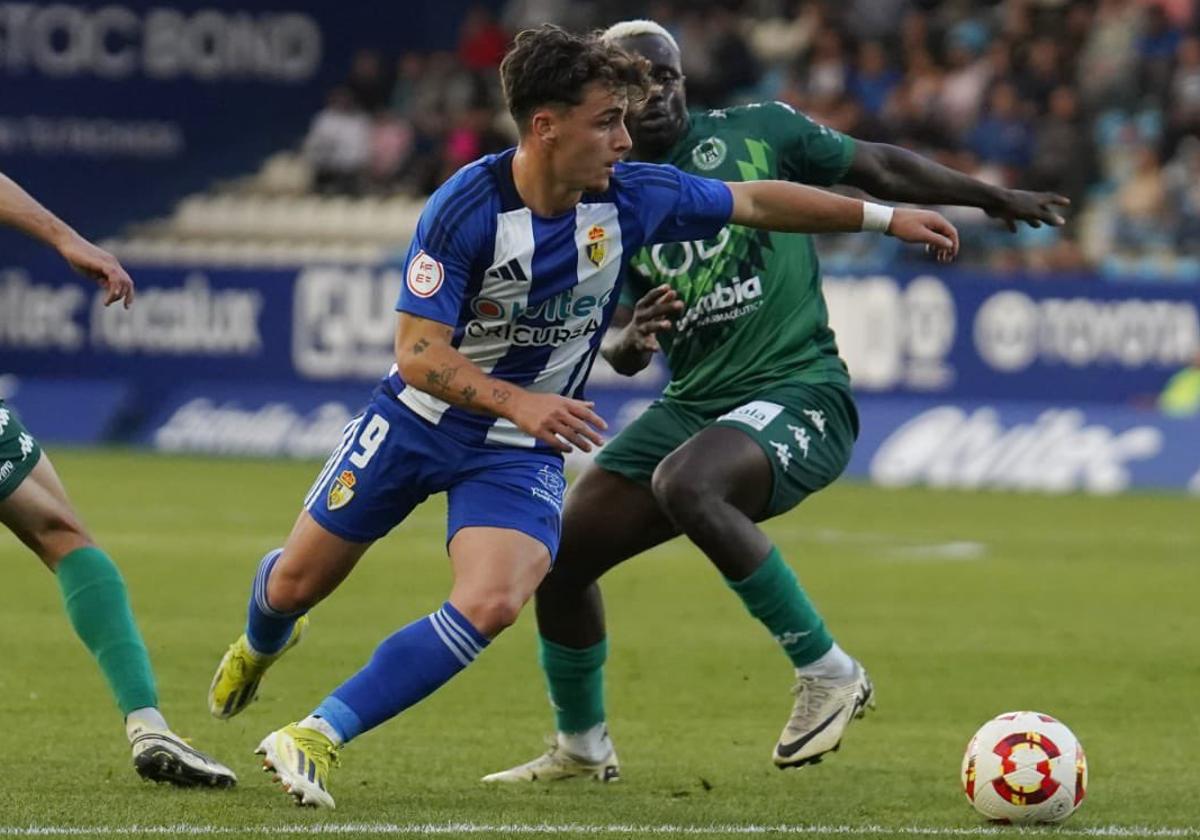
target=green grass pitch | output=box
[0,450,1196,837]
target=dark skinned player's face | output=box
[615,33,688,161]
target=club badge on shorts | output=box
[328,470,357,511]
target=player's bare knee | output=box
[25,510,92,567]
[651,459,710,524]
[266,567,322,613]
[456,591,526,637]
[537,562,583,598]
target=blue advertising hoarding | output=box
[3,258,1198,493]
[848,397,1200,496]
[0,0,504,256]
[824,271,1200,403]
[3,261,1196,400]
[120,386,1200,495]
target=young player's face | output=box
[617,33,688,160]
[550,81,633,193]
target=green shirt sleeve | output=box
[765,101,856,186]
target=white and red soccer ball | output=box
[961,711,1088,824]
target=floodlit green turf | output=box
[0,450,1197,836]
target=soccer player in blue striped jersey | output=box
[206,24,959,809]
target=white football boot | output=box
[129,725,238,788]
[482,736,620,783]
[773,660,875,768]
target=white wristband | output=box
[861,201,894,233]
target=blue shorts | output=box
[304,388,566,559]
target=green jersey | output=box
[623,101,856,411]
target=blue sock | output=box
[312,601,489,744]
[246,549,304,655]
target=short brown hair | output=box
[500,25,648,128]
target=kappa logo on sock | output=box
[0,460,12,483]
[327,469,357,511]
[775,630,812,648]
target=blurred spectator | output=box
[968,82,1034,178]
[302,87,371,195]
[677,12,719,106]
[1165,136,1200,250]
[345,49,392,114]
[1075,0,1143,112]
[390,53,427,116]
[1138,4,1183,108]
[748,1,820,68]
[368,113,415,192]
[897,8,930,57]
[282,0,1200,277]
[940,28,994,138]
[1165,36,1200,157]
[842,0,909,42]
[796,27,849,117]
[1114,145,1170,252]
[1016,38,1064,115]
[458,5,509,72]
[502,0,597,33]
[1030,86,1093,206]
[883,48,952,148]
[706,7,760,102]
[849,41,901,118]
[439,105,510,183]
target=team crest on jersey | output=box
[691,136,727,171]
[327,469,357,511]
[585,225,607,268]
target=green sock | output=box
[539,636,607,733]
[55,547,157,715]
[726,545,834,668]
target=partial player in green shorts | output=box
[0,400,43,501]
[0,171,236,788]
[483,21,1070,783]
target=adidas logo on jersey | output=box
[485,258,529,284]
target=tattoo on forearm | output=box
[425,364,459,392]
[412,338,430,354]
[492,387,511,405]
[461,385,477,404]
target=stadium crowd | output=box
[299,0,1200,280]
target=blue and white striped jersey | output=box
[387,148,732,449]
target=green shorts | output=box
[595,381,858,518]
[0,400,43,501]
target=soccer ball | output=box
[961,711,1088,824]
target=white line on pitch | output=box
[1,824,1197,837]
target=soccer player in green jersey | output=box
[0,171,237,788]
[484,21,1070,782]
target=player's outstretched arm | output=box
[727,180,959,257]
[600,286,683,376]
[394,313,608,453]
[0,171,135,307]
[841,141,1069,233]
